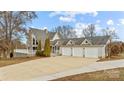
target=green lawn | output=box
[53,67,124,81]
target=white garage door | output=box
[72,47,84,57]
[85,47,98,58]
[62,47,71,56]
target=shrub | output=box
[36,40,42,57]
[35,50,45,56]
[111,45,120,56]
[43,37,51,57]
[36,50,42,56]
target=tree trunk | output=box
[3,50,7,59]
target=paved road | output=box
[0,56,97,80]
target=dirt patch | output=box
[97,56,124,62]
[0,56,41,67]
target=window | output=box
[33,38,35,45]
[36,40,38,45]
[85,41,88,43]
[33,47,36,50]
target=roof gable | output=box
[49,32,62,41]
[29,27,47,41]
[66,40,75,45]
[49,32,56,40]
[54,41,61,46]
[81,39,92,45]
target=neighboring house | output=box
[51,36,111,58]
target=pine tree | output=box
[36,40,42,56]
[43,37,51,57]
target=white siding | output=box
[85,47,99,58]
[61,47,72,56]
[72,47,83,57]
[98,47,102,58]
[60,46,105,58]
[59,47,62,54]
[102,46,106,57]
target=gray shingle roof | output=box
[49,32,56,40]
[49,31,63,40]
[52,36,110,46]
[86,36,110,45]
[29,27,47,41]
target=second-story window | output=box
[33,38,35,45]
[36,40,38,45]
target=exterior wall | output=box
[59,47,62,54]
[85,47,99,58]
[60,46,106,58]
[14,49,36,55]
[104,39,111,57]
[14,49,35,57]
[102,46,106,58]
[27,28,47,53]
[61,47,72,56]
[85,46,106,58]
[72,47,84,57]
[81,39,91,45]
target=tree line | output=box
[51,24,118,39]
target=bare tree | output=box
[0,11,37,58]
[52,25,77,38]
[102,27,119,58]
[82,24,96,38]
[102,27,118,39]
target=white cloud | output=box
[117,24,120,26]
[59,16,75,22]
[49,11,62,17]
[74,22,88,37]
[75,11,98,17]
[49,11,98,22]
[107,19,114,25]
[119,19,124,25]
[92,11,98,17]
[96,20,100,23]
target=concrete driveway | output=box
[0,56,97,80]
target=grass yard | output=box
[53,67,124,81]
[0,56,41,67]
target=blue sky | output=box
[27,11,124,41]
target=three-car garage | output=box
[61,46,104,58]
